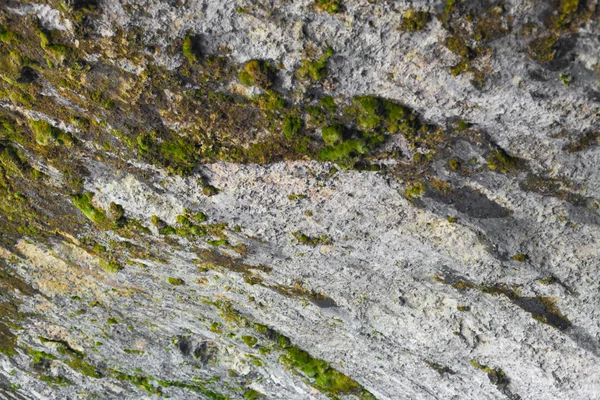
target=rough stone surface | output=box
[0,0,599,399]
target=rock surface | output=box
[0,0,599,399]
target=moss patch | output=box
[400,9,431,32]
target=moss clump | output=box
[109,202,124,221]
[65,357,101,378]
[99,259,123,273]
[446,36,474,59]
[404,183,424,201]
[351,96,421,137]
[72,192,107,225]
[400,9,431,32]
[243,389,263,399]
[448,159,460,171]
[292,232,331,246]
[208,238,228,246]
[319,96,336,113]
[182,32,200,64]
[0,25,16,44]
[27,119,73,147]
[457,120,470,130]
[110,370,162,395]
[527,34,558,63]
[487,149,519,173]
[297,47,334,82]
[560,73,572,86]
[560,0,580,15]
[238,60,276,89]
[321,123,344,146]
[319,139,367,163]
[315,0,341,14]
[242,336,258,347]
[282,346,361,395]
[282,115,302,140]
[469,359,515,393]
[194,212,208,222]
[353,96,381,131]
[168,277,184,286]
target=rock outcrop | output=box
[0,0,599,399]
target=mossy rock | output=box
[400,9,431,32]
[297,47,334,82]
[321,123,344,146]
[72,192,108,225]
[315,0,342,14]
[239,60,276,89]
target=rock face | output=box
[0,0,599,399]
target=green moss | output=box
[354,96,382,131]
[182,32,200,64]
[560,0,579,15]
[65,357,100,378]
[239,60,276,89]
[487,149,519,173]
[29,348,58,365]
[210,322,223,334]
[242,335,258,347]
[450,60,470,76]
[282,346,361,395]
[297,47,334,81]
[400,9,431,32]
[0,25,16,44]
[40,374,72,386]
[287,193,307,201]
[560,73,572,86]
[194,212,207,222]
[319,96,336,113]
[457,120,470,130]
[527,34,558,63]
[27,119,55,146]
[321,123,344,146]
[292,231,331,246]
[404,183,424,201]
[319,139,367,163]
[446,36,474,59]
[283,115,302,140]
[109,202,124,221]
[243,389,263,399]
[448,159,460,171]
[72,192,108,225]
[350,96,420,137]
[470,359,508,387]
[315,0,341,14]
[158,379,227,399]
[168,277,184,286]
[111,370,162,395]
[25,118,74,147]
[124,349,144,355]
[208,239,228,246]
[447,216,457,223]
[99,259,123,273]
